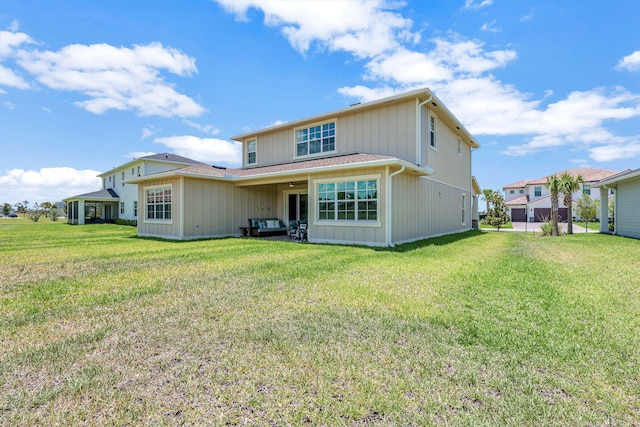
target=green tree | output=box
[575,193,597,233]
[41,201,52,217]
[560,172,584,235]
[482,188,493,214]
[484,190,509,231]
[545,174,562,236]
[28,203,44,222]
[2,203,11,216]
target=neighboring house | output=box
[127,88,481,247]
[503,168,620,223]
[63,153,203,224]
[594,168,640,238]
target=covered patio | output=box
[63,189,120,225]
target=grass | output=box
[480,221,513,229]
[1,220,639,425]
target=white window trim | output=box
[457,136,462,157]
[246,138,257,165]
[143,183,173,224]
[429,112,438,151]
[461,194,467,226]
[294,118,338,159]
[313,173,381,227]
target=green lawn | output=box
[1,220,639,425]
[480,221,513,229]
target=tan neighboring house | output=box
[503,168,620,223]
[594,168,640,238]
[127,88,481,247]
[63,153,203,224]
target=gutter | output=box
[416,94,433,167]
[387,165,405,247]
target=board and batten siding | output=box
[392,173,471,245]
[244,99,418,167]
[309,166,387,246]
[616,176,640,239]
[137,177,182,239]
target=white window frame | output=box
[295,119,336,158]
[246,139,257,165]
[143,184,173,224]
[120,202,125,215]
[461,194,467,225]
[429,113,437,150]
[534,186,542,197]
[583,184,591,195]
[313,174,381,227]
[133,201,138,217]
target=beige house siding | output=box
[137,177,182,239]
[182,178,278,239]
[392,174,471,244]
[309,167,388,246]
[424,111,472,189]
[616,176,640,239]
[244,99,418,168]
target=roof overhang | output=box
[231,87,479,149]
[125,157,432,185]
[593,168,640,188]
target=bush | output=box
[540,221,553,236]
[115,219,137,227]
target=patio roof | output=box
[63,188,119,202]
[126,153,433,184]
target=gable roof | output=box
[503,168,621,189]
[126,153,433,184]
[505,195,529,206]
[230,87,480,149]
[98,153,203,177]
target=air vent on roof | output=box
[350,102,361,107]
[212,165,227,170]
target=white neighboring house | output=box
[594,168,640,238]
[502,168,621,223]
[63,153,203,224]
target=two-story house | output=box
[63,153,203,224]
[503,168,621,223]
[128,88,481,247]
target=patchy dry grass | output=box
[1,221,639,425]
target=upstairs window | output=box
[534,186,542,197]
[457,136,462,155]
[510,190,514,194]
[583,184,591,195]
[429,114,437,148]
[519,189,524,194]
[247,139,257,165]
[296,121,335,157]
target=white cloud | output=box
[3,100,15,109]
[153,135,242,166]
[615,50,640,72]
[589,140,640,162]
[11,38,204,117]
[480,20,501,33]
[464,0,493,10]
[520,12,534,22]
[215,0,414,57]
[141,127,158,139]
[0,30,34,57]
[0,167,102,204]
[125,151,157,159]
[183,119,220,135]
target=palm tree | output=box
[560,172,584,234]
[545,174,562,236]
[482,188,493,214]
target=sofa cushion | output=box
[266,219,279,228]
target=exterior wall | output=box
[392,174,470,244]
[182,178,278,239]
[423,107,472,189]
[137,176,183,239]
[616,176,640,239]
[505,188,526,202]
[309,167,388,246]
[244,99,418,167]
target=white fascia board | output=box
[593,168,640,187]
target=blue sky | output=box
[1,0,639,205]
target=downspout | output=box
[416,95,433,167]
[387,165,405,247]
[603,184,616,234]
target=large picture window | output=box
[146,187,172,220]
[318,179,377,221]
[296,121,335,157]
